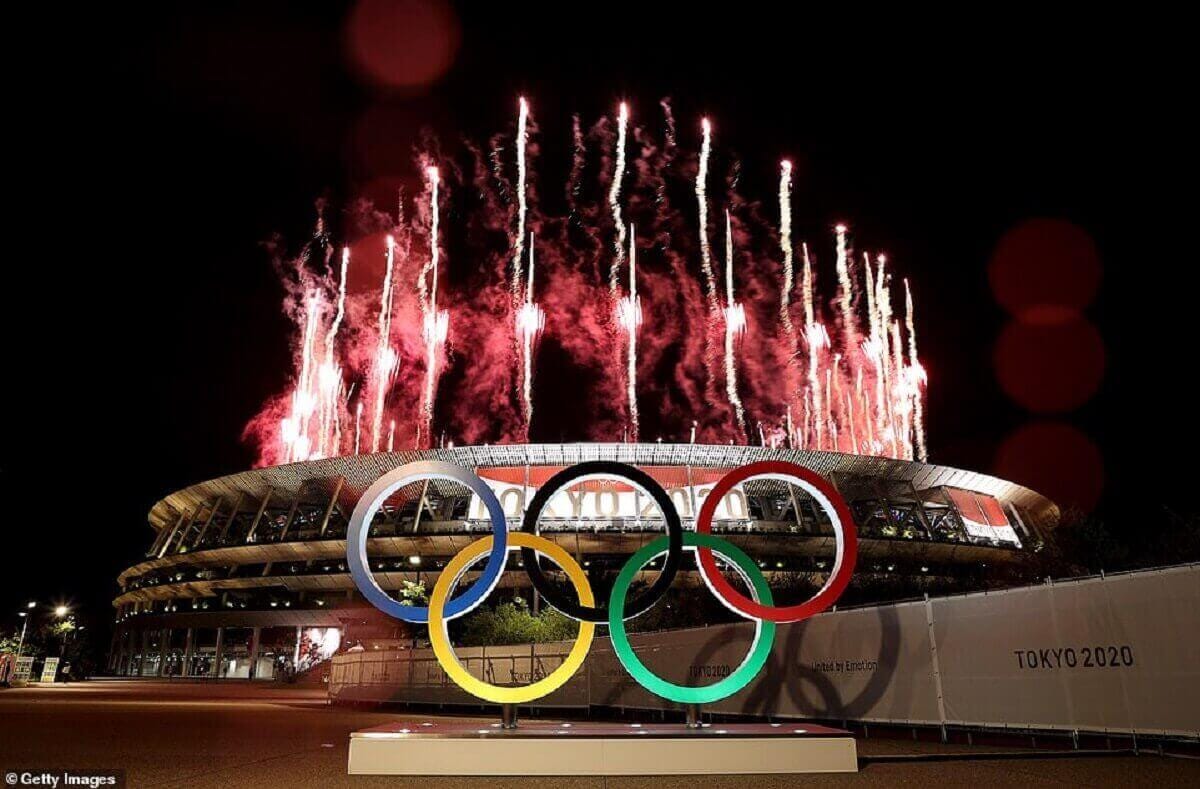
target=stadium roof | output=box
[147,443,1059,533]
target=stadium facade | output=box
[108,443,1058,679]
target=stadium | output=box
[108,442,1058,680]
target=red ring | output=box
[695,461,858,623]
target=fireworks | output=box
[778,160,796,346]
[315,246,350,459]
[280,294,320,462]
[277,234,352,464]
[905,279,928,462]
[511,97,529,303]
[420,166,448,448]
[695,118,718,306]
[250,99,929,467]
[834,223,854,341]
[370,235,398,453]
[616,227,642,439]
[517,232,545,430]
[512,100,544,435]
[608,102,629,295]
[722,211,747,438]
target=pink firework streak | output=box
[245,100,929,465]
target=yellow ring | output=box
[428,531,595,704]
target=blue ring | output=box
[346,461,509,623]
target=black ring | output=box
[520,460,684,623]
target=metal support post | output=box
[217,492,246,544]
[318,477,346,537]
[248,627,261,679]
[213,627,225,678]
[245,488,273,543]
[278,497,301,541]
[183,628,195,677]
[192,499,224,549]
[157,628,169,676]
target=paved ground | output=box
[1,681,1196,787]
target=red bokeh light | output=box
[989,218,1100,321]
[345,0,460,91]
[994,317,1104,413]
[994,421,1104,511]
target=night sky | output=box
[5,4,1191,640]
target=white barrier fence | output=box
[330,563,1200,738]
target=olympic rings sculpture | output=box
[346,458,857,706]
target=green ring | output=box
[608,532,776,705]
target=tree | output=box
[47,620,77,640]
[1142,508,1200,567]
[0,630,21,655]
[1053,508,1129,574]
[398,580,428,607]
[457,597,578,647]
[39,618,82,661]
[0,627,44,658]
[399,581,429,646]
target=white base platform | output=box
[348,720,859,775]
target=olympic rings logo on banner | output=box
[346,459,857,705]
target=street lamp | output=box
[15,601,38,661]
[54,605,69,618]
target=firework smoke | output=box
[353,401,362,455]
[246,100,929,466]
